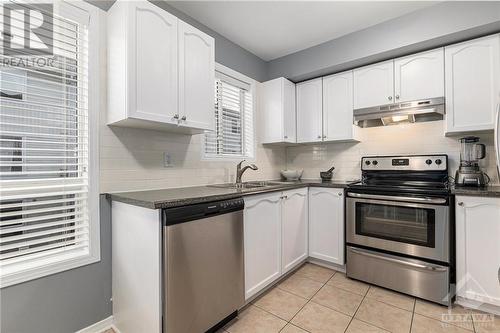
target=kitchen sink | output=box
[209,181,288,189]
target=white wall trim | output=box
[75,316,114,333]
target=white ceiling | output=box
[168,1,439,61]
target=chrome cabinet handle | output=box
[317,135,321,139]
[173,114,179,119]
[458,202,464,206]
[395,95,400,100]
[323,135,327,139]
[181,115,186,121]
[388,96,393,101]
[338,192,343,196]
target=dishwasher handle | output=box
[163,197,244,226]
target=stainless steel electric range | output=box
[346,155,454,305]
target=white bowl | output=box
[280,169,303,181]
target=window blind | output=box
[0,2,91,278]
[205,73,254,159]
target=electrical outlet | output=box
[163,152,173,167]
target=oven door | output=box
[346,192,449,263]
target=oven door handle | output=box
[347,192,447,204]
[349,247,448,272]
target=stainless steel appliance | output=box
[162,198,245,333]
[454,136,489,186]
[346,155,453,305]
[354,97,445,128]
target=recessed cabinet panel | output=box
[243,192,282,300]
[322,71,357,141]
[456,196,500,307]
[282,188,308,274]
[309,188,344,265]
[394,48,444,103]
[132,2,178,123]
[353,60,394,109]
[296,78,323,143]
[178,20,215,131]
[445,34,500,134]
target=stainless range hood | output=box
[354,97,445,128]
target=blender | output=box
[455,136,488,186]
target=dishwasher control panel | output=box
[163,197,244,226]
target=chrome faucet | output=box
[236,160,258,184]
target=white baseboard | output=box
[307,257,346,273]
[456,297,500,316]
[75,316,114,333]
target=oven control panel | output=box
[361,155,447,171]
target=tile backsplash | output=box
[286,121,499,184]
[100,91,286,193]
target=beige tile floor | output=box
[103,263,500,333]
[221,263,500,333]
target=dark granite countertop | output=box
[108,179,358,209]
[451,185,500,198]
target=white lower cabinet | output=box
[308,188,345,265]
[243,192,282,300]
[282,188,309,274]
[456,196,500,307]
[243,188,308,300]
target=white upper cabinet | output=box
[322,71,358,142]
[353,60,394,109]
[107,1,215,134]
[445,34,500,135]
[309,188,344,265]
[296,78,323,143]
[394,48,444,103]
[178,21,215,131]
[132,2,178,124]
[456,196,500,307]
[260,78,296,144]
[281,188,308,274]
[243,192,282,300]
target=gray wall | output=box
[151,1,269,82]
[0,196,112,333]
[267,1,500,82]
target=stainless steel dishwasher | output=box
[162,198,245,333]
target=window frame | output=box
[202,63,256,162]
[0,0,101,288]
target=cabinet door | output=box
[323,71,356,141]
[296,78,323,143]
[244,192,282,300]
[283,79,297,143]
[309,188,344,265]
[178,20,215,131]
[281,188,308,274]
[456,196,500,307]
[353,60,394,109]
[445,34,500,134]
[394,48,444,103]
[129,1,178,124]
[261,78,284,143]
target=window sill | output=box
[0,248,100,288]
